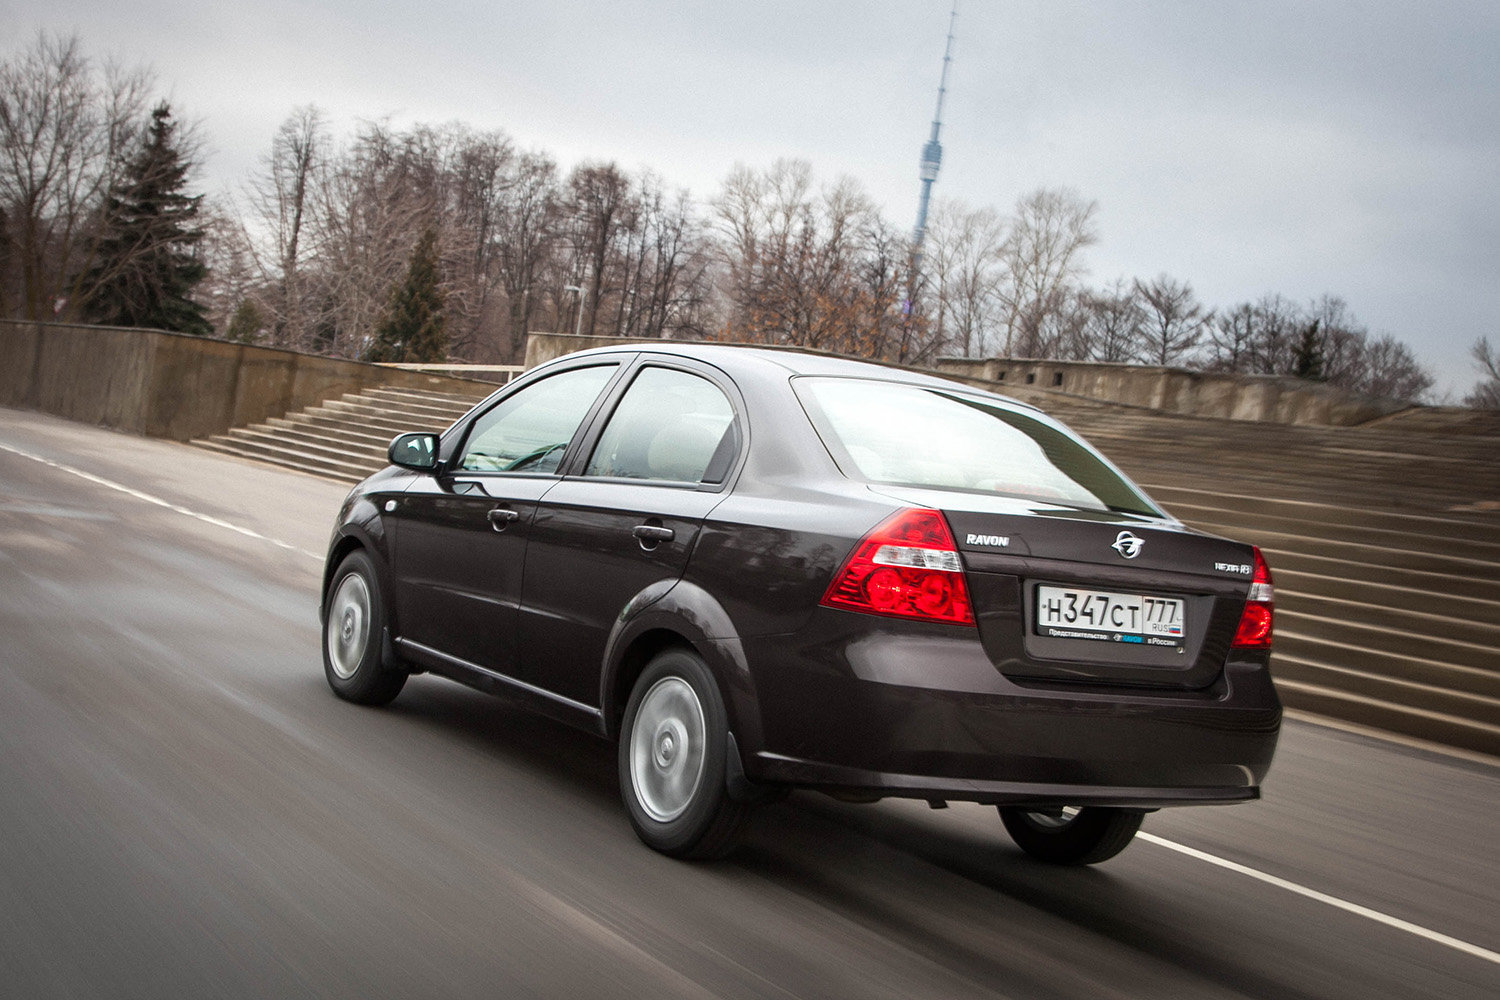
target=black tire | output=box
[322,550,407,706]
[998,805,1145,865]
[618,649,749,859]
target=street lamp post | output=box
[564,285,586,338]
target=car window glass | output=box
[457,365,616,473]
[796,377,1158,516]
[584,367,735,483]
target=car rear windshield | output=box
[795,377,1160,516]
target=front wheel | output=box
[619,649,748,859]
[323,549,407,706]
[998,805,1145,865]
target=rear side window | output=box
[584,367,736,484]
[796,377,1158,516]
[458,364,616,473]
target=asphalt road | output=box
[1,406,1497,1000]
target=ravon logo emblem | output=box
[1111,530,1144,559]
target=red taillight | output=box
[1232,547,1274,648]
[821,508,976,626]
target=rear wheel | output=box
[323,550,406,706]
[998,805,1145,865]
[619,649,748,859]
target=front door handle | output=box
[632,524,675,543]
[487,508,521,531]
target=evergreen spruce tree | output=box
[80,103,212,335]
[365,228,447,363]
[1292,319,1325,381]
[224,299,265,343]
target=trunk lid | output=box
[871,485,1259,689]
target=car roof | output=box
[544,341,1041,413]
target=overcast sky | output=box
[6,1,1496,398]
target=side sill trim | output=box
[395,638,604,723]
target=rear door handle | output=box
[487,508,521,530]
[632,524,675,543]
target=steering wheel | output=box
[504,442,567,472]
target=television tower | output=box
[912,3,958,260]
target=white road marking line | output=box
[0,442,323,561]
[1140,832,1500,967]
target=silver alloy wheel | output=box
[326,572,372,680]
[629,676,708,823]
[1023,806,1081,829]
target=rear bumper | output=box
[727,619,1281,807]
[747,753,1259,807]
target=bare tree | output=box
[795,173,871,352]
[1078,279,1144,363]
[856,214,923,362]
[1465,337,1500,408]
[711,159,888,354]
[435,125,515,358]
[1038,288,1094,361]
[996,188,1098,356]
[1202,303,1257,372]
[1307,295,1368,387]
[197,201,262,337]
[241,106,327,348]
[614,174,714,340]
[1244,293,1302,375]
[235,116,579,364]
[565,161,632,337]
[1359,334,1432,402]
[712,160,802,340]
[304,120,446,357]
[0,32,152,319]
[492,150,560,359]
[1134,274,1210,366]
[242,114,543,358]
[926,198,1005,357]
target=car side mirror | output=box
[388,432,439,471]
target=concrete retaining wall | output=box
[522,335,1410,427]
[0,320,491,441]
[934,357,1409,427]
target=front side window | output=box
[457,365,616,473]
[584,367,736,483]
[796,377,1159,516]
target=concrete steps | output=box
[222,426,388,466]
[192,385,489,483]
[1264,550,1500,605]
[1188,520,1497,580]
[1275,632,1500,702]
[1039,397,1500,517]
[191,373,1500,758]
[192,438,381,482]
[1273,568,1499,624]
[1273,653,1500,728]
[1271,677,1500,759]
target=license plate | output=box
[1035,585,1186,647]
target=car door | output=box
[514,361,743,706]
[390,361,624,675]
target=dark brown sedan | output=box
[321,344,1280,863]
